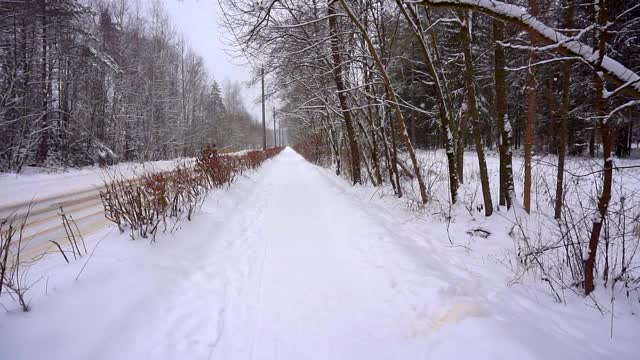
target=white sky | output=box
[159,0,266,121]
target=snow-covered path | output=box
[216,148,443,359]
[1,148,636,360]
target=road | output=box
[0,184,109,259]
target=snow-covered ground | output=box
[412,148,640,210]
[1,148,638,359]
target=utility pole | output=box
[273,107,277,147]
[261,67,266,150]
[279,117,282,146]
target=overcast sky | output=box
[158,0,265,120]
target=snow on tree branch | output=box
[415,0,640,99]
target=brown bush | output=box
[293,134,329,165]
[100,145,283,240]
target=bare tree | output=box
[328,0,362,185]
[339,0,428,204]
[459,11,493,216]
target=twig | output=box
[70,215,88,255]
[75,228,114,281]
[49,240,70,263]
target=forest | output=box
[0,0,269,172]
[219,0,640,297]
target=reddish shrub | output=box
[100,145,283,240]
[293,134,330,164]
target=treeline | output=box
[0,0,266,172]
[221,0,639,297]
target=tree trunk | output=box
[554,0,574,220]
[388,109,402,198]
[356,118,377,185]
[494,19,514,209]
[380,121,398,193]
[523,0,540,213]
[523,73,536,213]
[425,8,460,160]
[365,65,384,185]
[369,119,383,186]
[584,0,612,296]
[456,111,467,183]
[459,12,493,216]
[325,115,341,176]
[327,0,361,185]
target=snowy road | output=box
[1,148,636,360]
[0,186,107,258]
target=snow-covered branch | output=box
[415,0,640,98]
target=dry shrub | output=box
[1,212,32,311]
[100,171,162,240]
[55,206,87,261]
[508,160,640,304]
[100,145,283,240]
[0,204,95,311]
[169,165,208,221]
[196,145,237,187]
[293,133,330,165]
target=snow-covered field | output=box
[1,148,638,359]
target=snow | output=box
[1,148,638,359]
[504,115,512,134]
